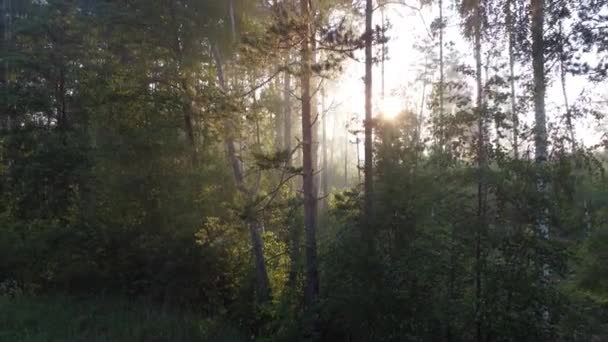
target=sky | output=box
[325,1,606,150]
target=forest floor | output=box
[0,295,245,342]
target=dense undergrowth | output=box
[0,295,245,342]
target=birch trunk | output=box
[212,46,271,303]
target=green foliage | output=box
[0,295,246,342]
[1,0,607,341]
[317,113,608,341]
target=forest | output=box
[1,0,607,341]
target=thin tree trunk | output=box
[170,3,198,165]
[439,0,445,149]
[322,86,328,210]
[212,46,271,303]
[56,67,68,133]
[474,5,485,341]
[287,203,301,287]
[344,126,348,187]
[560,64,575,151]
[507,0,519,159]
[440,10,451,340]
[584,200,592,236]
[531,0,550,323]
[357,135,362,183]
[283,56,300,286]
[531,0,549,236]
[559,20,575,152]
[364,0,374,222]
[486,51,501,152]
[1,0,10,131]
[418,54,429,150]
[229,0,237,42]
[284,57,292,163]
[180,78,199,165]
[275,77,283,149]
[381,6,386,103]
[300,0,320,339]
[330,101,338,187]
[311,28,320,202]
[446,228,455,342]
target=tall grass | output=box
[0,295,246,342]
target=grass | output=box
[0,295,246,342]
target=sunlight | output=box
[379,97,403,120]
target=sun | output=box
[379,97,403,120]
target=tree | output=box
[531,0,550,322]
[3,1,608,341]
[364,0,374,223]
[439,0,445,149]
[505,0,519,158]
[458,0,489,339]
[299,0,320,339]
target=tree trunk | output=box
[275,77,283,149]
[249,219,271,302]
[357,135,362,183]
[283,55,301,287]
[180,78,199,165]
[311,30,320,202]
[344,127,348,187]
[507,0,519,159]
[364,0,373,222]
[330,99,338,188]
[418,54,429,150]
[300,0,320,339]
[439,0,445,149]
[1,0,11,131]
[446,229,455,342]
[170,2,198,166]
[229,0,237,42]
[531,0,548,234]
[474,5,486,341]
[284,57,292,163]
[212,46,271,303]
[57,67,68,132]
[440,10,451,341]
[560,62,575,152]
[381,6,386,103]
[531,0,550,323]
[559,20,575,152]
[321,85,328,211]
